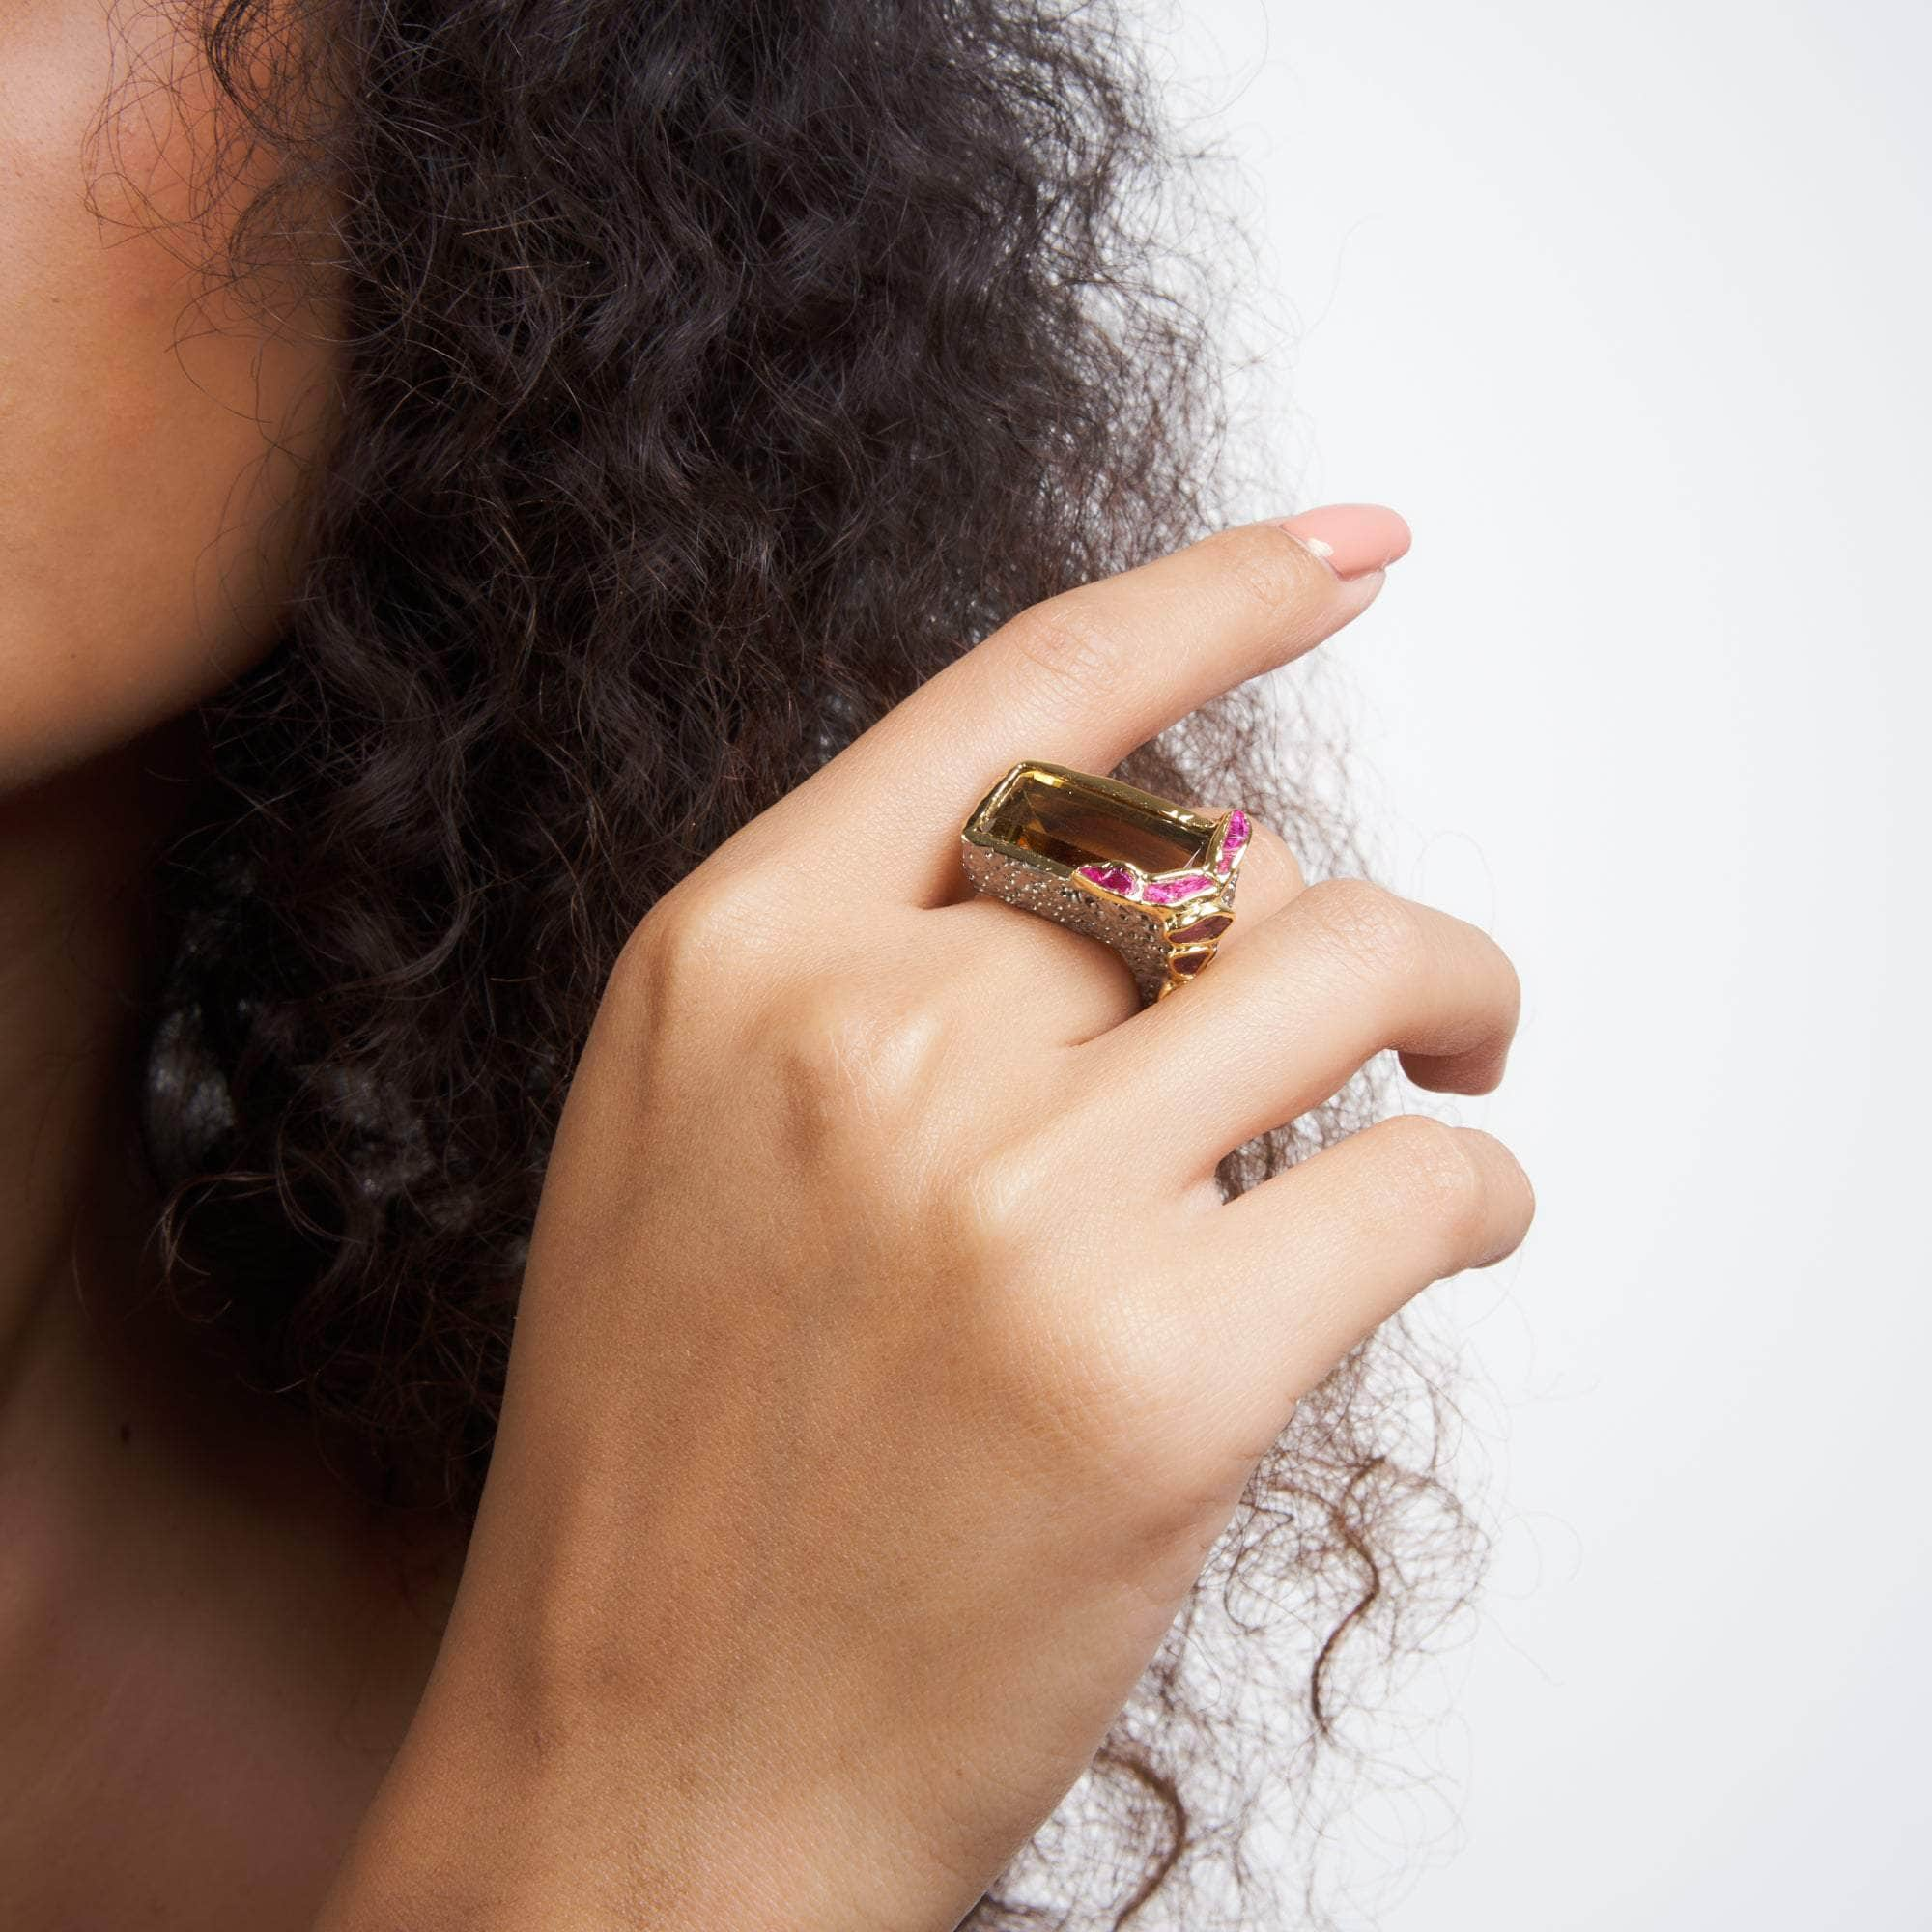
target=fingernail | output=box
[1275,503,1412,581]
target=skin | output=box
[0,2,462,1927]
[314,509,1532,1932]
[0,0,336,791]
[1,1,1534,1926]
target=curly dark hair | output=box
[101,0,1479,1921]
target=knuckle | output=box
[1005,591,1122,703]
[609,868,772,1023]
[1425,924,1525,1080]
[1453,915,1524,1031]
[914,1134,1225,1532]
[947,1128,1060,1262]
[1213,520,1335,628]
[1378,1113,1492,1253]
[1298,876,1427,983]
[1478,948,1526,1074]
[972,1260,1182,1480]
[950,1141,1190,1409]
[767,977,947,1152]
[937,1137,1085,1332]
[1496,946,1525,1034]
[605,912,681,1027]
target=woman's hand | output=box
[314,506,1532,1932]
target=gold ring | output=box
[959,759,1251,1005]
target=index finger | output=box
[773,504,1409,904]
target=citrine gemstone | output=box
[985,771,1211,877]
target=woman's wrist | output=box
[309,1621,973,1932]
[311,1706,787,1932]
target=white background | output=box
[1131,1,1931,1924]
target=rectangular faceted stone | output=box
[983,770,1211,877]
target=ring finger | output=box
[935,810,1309,1045]
[1056,876,1522,1184]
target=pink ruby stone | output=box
[1075,862,1138,896]
[1141,872,1217,905]
[1171,950,1212,976]
[1167,912,1233,945]
[1213,809,1251,874]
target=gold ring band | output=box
[959,760,1251,1005]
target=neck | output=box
[0,729,467,1929]
[0,724,268,1561]
[0,719,422,1507]
[0,736,180,1388]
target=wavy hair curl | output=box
[102,0,1479,1920]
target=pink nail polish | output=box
[1276,503,1412,581]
